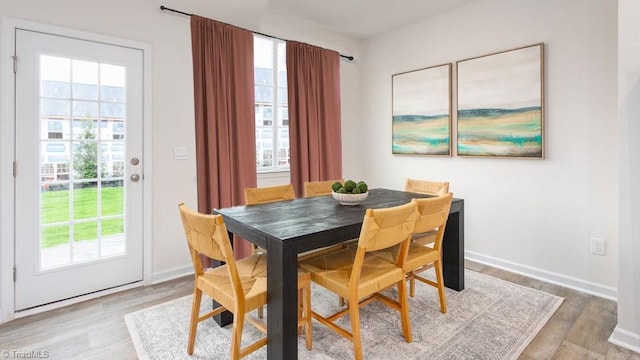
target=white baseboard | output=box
[465,251,617,301]
[609,326,640,354]
[151,264,193,284]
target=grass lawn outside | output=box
[41,186,124,248]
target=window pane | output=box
[73,100,99,118]
[278,127,290,167]
[278,87,288,105]
[255,85,273,103]
[74,181,98,219]
[262,149,273,167]
[42,81,70,99]
[72,119,97,140]
[41,225,70,268]
[41,56,70,82]
[100,63,125,87]
[279,106,288,126]
[73,141,99,180]
[41,99,70,117]
[254,37,274,70]
[255,68,274,87]
[72,60,99,100]
[277,42,286,82]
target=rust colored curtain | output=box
[191,15,256,259]
[286,41,342,197]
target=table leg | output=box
[443,201,465,291]
[267,238,299,360]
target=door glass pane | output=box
[40,224,69,269]
[102,180,124,216]
[72,60,98,100]
[41,183,69,223]
[72,221,98,262]
[73,181,98,219]
[38,54,128,271]
[102,218,125,256]
[73,140,99,180]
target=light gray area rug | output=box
[125,270,562,359]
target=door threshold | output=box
[14,280,143,319]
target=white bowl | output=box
[332,191,369,206]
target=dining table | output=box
[214,188,464,360]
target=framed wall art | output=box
[456,43,544,158]
[392,63,452,156]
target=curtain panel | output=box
[190,15,256,259]
[286,41,343,197]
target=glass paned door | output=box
[39,56,127,269]
[14,29,144,311]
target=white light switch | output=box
[173,146,188,160]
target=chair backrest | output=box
[404,178,449,196]
[357,201,418,253]
[351,201,418,288]
[178,203,241,284]
[303,179,344,198]
[244,184,295,205]
[412,193,453,251]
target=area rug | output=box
[125,270,562,359]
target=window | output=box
[56,163,69,180]
[46,143,66,152]
[47,155,68,163]
[48,120,63,139]
[111,143,124,160]
[41,163,55,182]
[100,144,109,161]
[112,160,124,177]
[254,35,288,172]
[112,121,124,140]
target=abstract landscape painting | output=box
[457,44,544,158]
[392,63,451,155]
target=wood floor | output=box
[1,261,638,360]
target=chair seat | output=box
[198,253,267,314]
[299,247,404,300]
[412,230,437,246]
[372,242,440,273]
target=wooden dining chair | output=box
[299,201,418,360]
[244,184,295,205]
[178,203,312,359]
[303,179,344,198]
[301,178,354,308]
[372,193,453,311]
[404,178,449,196]
[244,184,296,318]
[404,178,450,248]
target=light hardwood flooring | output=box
[1,261,638,359]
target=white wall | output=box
[357,0,618,296]
[610,0,640,352]
[0,0,361,319]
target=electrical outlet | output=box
[591,237,605,256]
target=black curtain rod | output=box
[160,5,354,61]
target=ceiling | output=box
[267,0,479,39]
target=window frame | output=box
[254,35,289,174]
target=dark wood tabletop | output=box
[214,188,465,360]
